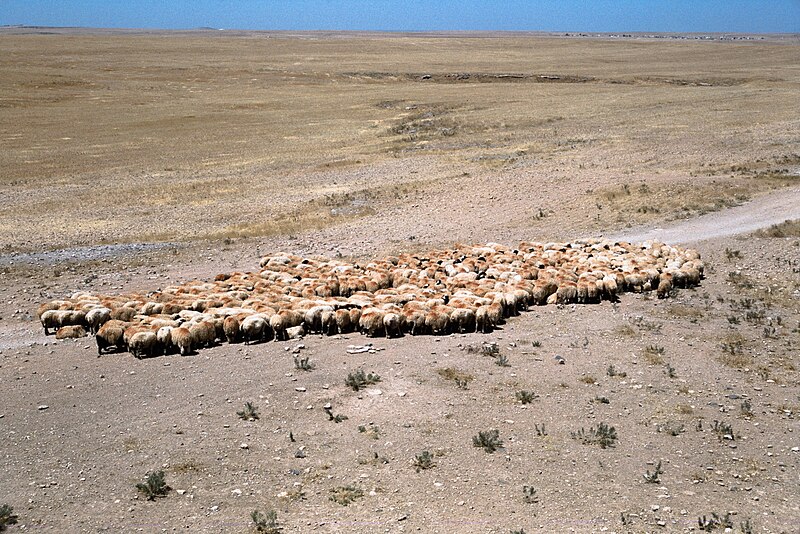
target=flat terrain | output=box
[0,30,798,533]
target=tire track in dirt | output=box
[610,186,800,244]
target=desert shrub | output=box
[251,509,281,533]
[345,369,381,391]
[643,461,663,483]
[698,512,733,531]
[413,451,436,472]
[136,470,171,501]
[515,390,538,404]
[323,405,348,423]
[329,485,364,506]
[754,218,800,238]
[294,356,314,371]
[665,363,677,378]
[437,367,473,389]
[643,345,665,364]
[522,485,538,504]
[606,365,627,378]
[712,420,735,441]
[571,422,617,448]
[357,424,380,439]
[472,429,502,453]
[0,504,18,531]
[237,401,260,421]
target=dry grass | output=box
[643,345,666,365]
[1,31,798,249]
[437,367,474,386]
[753,219,800,238]
[717,332,752,368]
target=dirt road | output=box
[610,186,800,244]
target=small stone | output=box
[295,387,306,392]
[176,489,186,495]
[240,443,249,449]
[37,405,48,411]
[231,489,242,496]
[210,505,219,512]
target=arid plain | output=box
[0,29,798,533]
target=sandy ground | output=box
[0,30,798,534]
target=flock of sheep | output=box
[37,239,703,358]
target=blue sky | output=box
[1,1,798,33]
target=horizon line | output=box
[2,24,798,36]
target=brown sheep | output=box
[359,308,385,337]
[657,272,673,299]
[223,315,241,343]
[424,307,450,336]
[170,326,193,356]
[190,321,216,349]
[56,325,87,339]
[96,320,128,355]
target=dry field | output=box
[0,29,798,533]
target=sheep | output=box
[40,309,86,335]
[424,307,450,336]
[554,281,578,304]
[268,309,302,341]
[96,320,128,354]
[85,307,111,334]
[359,308,386,337]
[55,325,87,339]
[110,306,137,322]
[450,307,476,334]
[240,315,267,344]
[657,272,673,299]
[402,308,427,336]
[189,321,216,349]
[40,238,705,356]
[304,305,334,334]
[475,305,495,333]
[223,316,241,343]
[37,300,71,319]
[170,326,193,356]
[383,312,403,338]
[321,309,338,335]
[129,331,157,359]
[156,326,173,355]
